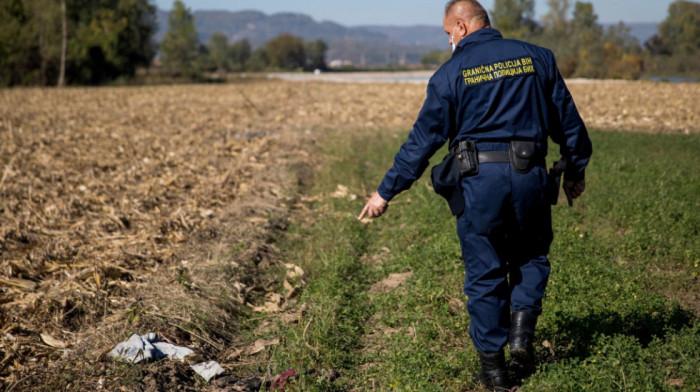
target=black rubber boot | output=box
[509,310,538,367]
[477,350,510,390]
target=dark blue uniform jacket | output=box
[377,28,593,201]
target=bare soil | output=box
[566,79,699,134]
[0,79,697,390]
[269,73,700,134]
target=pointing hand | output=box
[358,192,389,220]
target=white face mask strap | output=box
[451,26,458,52]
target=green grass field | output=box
[267,128,699,391]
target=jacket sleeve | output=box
[546,51,593,181]
[377,72,454,201]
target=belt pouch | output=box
[509,140,537,173]
[431,153,465,216]
[456,139,479,177]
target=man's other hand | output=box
[563,180,586,207]
[358,192,389,220]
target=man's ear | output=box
[456,19,468,39]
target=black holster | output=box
[431,139,481,216]
[454,139,479,177]
[547,159,567,205]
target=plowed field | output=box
[0,79,697,390]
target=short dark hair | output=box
[445,0,490,26]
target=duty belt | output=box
[475,151,510,163]
[448,148,546,166]
[447,147,510,163]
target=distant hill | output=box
[359,25,449,48]
[154,9,659,66]
[154,9,443,66]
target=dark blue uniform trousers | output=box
[456,149,553,353]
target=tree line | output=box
[1,0,697,86]
[159,1,328,79]
[0,0,156,86]
[0,0,327,86]
[422,0,699,80]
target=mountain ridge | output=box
[154,9,659,66]
[155,9,430,66]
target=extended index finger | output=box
[358,203,370,220]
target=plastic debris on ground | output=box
[190,361,225,382]
[108,333,223,381]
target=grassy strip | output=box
[272,128,699,391]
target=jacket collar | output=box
[455,28,503,52]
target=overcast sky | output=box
[153,0,677,25]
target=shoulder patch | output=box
[462,56,535,87]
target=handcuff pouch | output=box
[509,140,537,173]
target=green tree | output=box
[265,34,306,70]
[570,1,604,78]
[113,0,157,77]
[491,0,539,40]
[536,0,644,79]
[645,0,700,76]
[68,0,156,84]
[644,34,671,56]
[159,0,198,76]
[207,32,230,71]
[199,35,251,73]
[604,22,640,53]
[602,23,644,79]
[0,0,62,86]
[229,39,251,71]
[246,47,268,71]
[304,39,328,71]
[538,0,577,76]
[193,42,211,73]
[571,1,599,34]
[542,0,570,32]
[657,0,700,56]
[0,0,155,86]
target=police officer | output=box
[358,0,592,389]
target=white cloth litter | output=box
[109,332,224,381]
[191,361,225,382]
[152,341,194,360]
[108,333,163,363]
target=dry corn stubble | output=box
[0,79,696,389]
[566,80,699,134]
[0,81,424,389]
